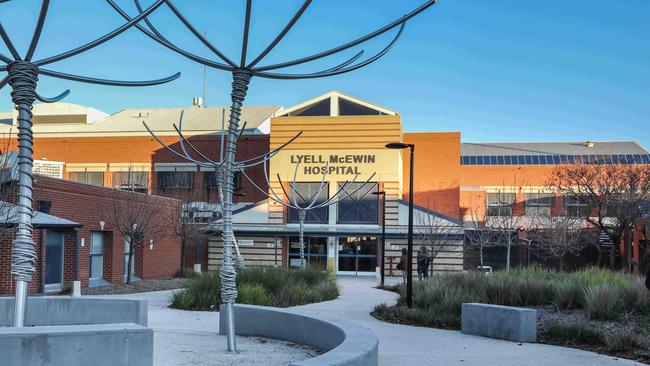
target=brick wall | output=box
[0,176,181,295]
[403,132,461,220]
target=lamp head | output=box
[385,142,411,150]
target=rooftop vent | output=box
[586,141,596,148]
[192,97,204,108]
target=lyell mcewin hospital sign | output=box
[291,154,376,175]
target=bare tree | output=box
[107,169,171,283]
[485,189,526,272]
[416,214,461,276]
[549,163,650,271]
[530,214,597,271]
[164,174,212,272]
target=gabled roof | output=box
[0,201,81,229]
[0,105,281,137]
[461,141,649,156]
[274,90,397,117]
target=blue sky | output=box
[1,0,648,147]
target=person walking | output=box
[397,248,408,284]
[417,246,430,281]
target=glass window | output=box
[90,232,104,279]
[461,156,470,165]
[619,154,627,164]
[504,156,512,165]
[565,195,591,218]
[524,156,533,165]
[287,182,329,224]
[157,171,193,189]
[288,237,328,270]
[469,156,477,165]
[490,156,498,165]
[113,171,148,193]
[337,182,378,224]
[477,156,484,165]
[552,155,560,164]
[626,155,634,164]
[611,154,620,164]
[69,171,104,186]
[487,192,515,216]
[496,156,504,165]
[525,192,553,216]
[633,154,642,164]
[567,155,576,164]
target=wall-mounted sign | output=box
[290,154,376,175]
[237,239,254,247]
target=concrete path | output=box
[293,277,643,366]
[104,277,644,366]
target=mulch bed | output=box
[81,277,190,295]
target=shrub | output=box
[584,284,625,321]
[545,320,605,346]
[554,278,585,310]
[170,267,339,310]
[237,284,271,306]
[606,329,642,353]
[175,268,200,279]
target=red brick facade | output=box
[0,176,181,295]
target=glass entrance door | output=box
[337,237,377,275]
[45,230,64,287]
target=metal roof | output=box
[1,201,81,229]
[0,106,281,137]
[461,141,649,156]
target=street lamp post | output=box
[373,190,386,287]
[385,142,415,308]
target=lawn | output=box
[170,267,339,311]
[373,267,650,363]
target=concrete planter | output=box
[0,297,152,366]
[461,303,537,343]
[220,304,379,366]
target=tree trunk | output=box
[180,239,186,270]
[623,226,633,273]
[558,255,565,272]
[127,246,134,284]
[479,245,484,268]
[506,239,512,272]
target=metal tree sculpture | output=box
[109,0,435,351]
[241,159,376,268]
[0,0,179,327]
[144,109,302,268]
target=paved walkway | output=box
[106,277,643,366]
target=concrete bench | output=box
[461,303,537,343]
[0,297,152,366]
[220,304,378,366]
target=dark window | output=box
[619,154,627,164]
[525,192,553,216]
[113,171,148,193]
[567,155,576,164]
[339,99,383,116]
[565,195,590,218]
[633,154,642,164]
[497,156,504,165]
[552,155,560,164]
[518,156,526,164]
[469,156,477,165]
[203,171,242,189]
[504,156,512,165]
[289,99,330,116]
[69,171,104,186]
[477,156,484,165]
[490,156,498,165]
[337,182,379,224]
[487,192,515,217]
[461,156,470,165]
[603,155,612,164]
[157,171,193,189]
[612,154,620,164]
[626,155,634,164]
[287,182,329,224]
[642,155,650,164]
[525,156,533,165]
